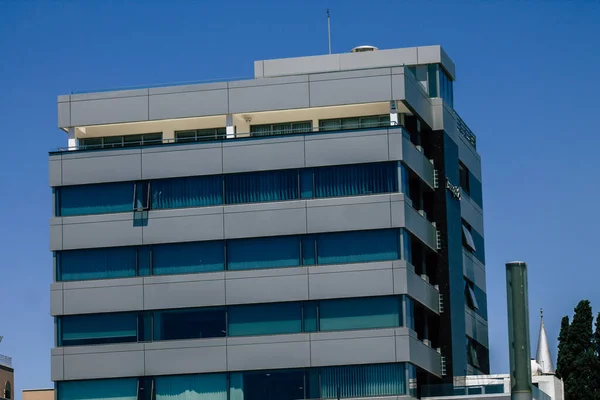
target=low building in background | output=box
[22,389,54,400]
[0,353,13,400]
[421,312,564,400]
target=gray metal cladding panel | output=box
[222,138,305,174]
[262,55,340,78]
[407,336,441,376]
[401,139,435,189]
[457,138,482,181]
[149,82,228,95]
[460,196,484,235]
[143,278,225,310]
[310,330,397,367]
[58,100,71,128]
[391,73,405,102]
[306,197,392,233]
[70,95,149,126]
[143,209,224,244]
[304,130,390,167]
[463,251,486,291]
[60,150,142,186]
[227,337,311,371]
[224,204,307,239]
[403,76,433,129]
[50,224,63,251]
[144,341,227,376]
[62,345,145,380]
[308,268,394,300]
[49,159,62,187]
[338,48,418,70]
[403,270,439,313]
[62,218,142,250]
[403,205,437,251]
[149,89,228,120]
[228,82,310,114]
[309,75,392,107]
[226,273,309,305]
[50,287,64,315]
[62,283,143,315]
[51,355,64,381]
[141,144,223,180]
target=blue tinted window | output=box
[137,247,151,276]
[321,363,406,398]
[60,313,137,346]
[153,241,224,275]
[228,302,302,337]
[230,369,305,400]
[58,378,138,400]
[469,172,483,208]
[427,64,438,97]
[227,236,300,271]
[225,170,298,204]
[405,296,415,330]
[303,302,318,332]
[300,169,314,199]
[58,246,137,281]
[301,236,316,266]
[58,182,133,216]
[154,308,225,341]
[317,229,400,265]
[314,162,397,198]
[470,227,485,264]
[152,175,222,209]
[156,373,227,400]
[319,297,401,331]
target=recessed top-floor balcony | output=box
[56,65,477,152]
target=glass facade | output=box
[79,133,162,150]
[59,312,138,346]
[57,182,134,216]
[55,228,406,281]
[175,128,226,143]
[152,241,225,275]
[55,161,401,216]
[319,115,390,131]
[58,246,138,281]
[250,121,313,136]
[439,67,454,108]
[58,295,410,346]
[57,363,412,400]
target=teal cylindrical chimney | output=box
[506,261,532,400]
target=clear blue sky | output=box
[1,0,599,397]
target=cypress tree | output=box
[558,300,598,400]
[556,315,570,380]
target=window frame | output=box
[462,224,476,252]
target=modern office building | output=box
[50,45,487,400]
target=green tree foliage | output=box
[556,316,570,379]
[556,300,600,400]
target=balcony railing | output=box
[453,110,477,149]
[0,354,12,369]
[52,122,411,153]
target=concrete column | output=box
[226,114,235,139]
[390,101,399,126]
[67,127,79,150]
[162,128,175,143]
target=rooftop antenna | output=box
[327,9,332,54]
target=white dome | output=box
[531,359,543,376]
